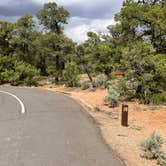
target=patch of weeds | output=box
[94,106,105,112]
[157,153,166,166]
[149,105,161,111]
[81,81,91,90]
[141,131,166,166]
[104,85,119,108]
[93,73,108,88]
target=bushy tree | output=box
[0,21,14,55]
[103,0,166,104]
[0,2,75,85]
[63,62,79,87]
[10,14,38,63]
[76,44,93,82]
[122,43,166,104]
[115,0,166,53]
[37,2,69,34]
[0,54,39,86]
[32,32,75,78]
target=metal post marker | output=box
[121,104,128,127]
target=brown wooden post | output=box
[121,104,128,127]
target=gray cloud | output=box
[0,0,41,16]
[0,0,123,19]
[65,0,122,19]
[0,0,123,42]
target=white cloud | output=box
[0,0,122,42]
[64,17,115,43]
[56,0,118,7]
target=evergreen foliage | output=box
[62,62,79,87]
[0,55,39,86]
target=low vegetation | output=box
[0,55,39,86]
[93,74,108,88]
[104,84,120,108]
[81,81,91,90]
[141,131,166,166]
[62,62,79,87]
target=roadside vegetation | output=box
[0,0,165,106]
[141,131,166,166]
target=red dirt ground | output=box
[29,74,166,165]
[40,84,166,166]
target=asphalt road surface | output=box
[0,87,124,166]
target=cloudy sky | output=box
[0,0,123,43]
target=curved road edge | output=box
[37,87,126,166]
[0,85,125,166]
[0,90,26,114]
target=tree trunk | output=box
[77,53,93,82]
[83,64,93,82]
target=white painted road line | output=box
[0,90,25,114]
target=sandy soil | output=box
[1,74,165,165]
[39,83,166,166]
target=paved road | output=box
[0,87,124,166]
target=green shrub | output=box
[157,152,166,166]
[46,65,56,75]
[13,61,39,86]
[24,78,38,86]
[0,69,20,85]
[105,80,112,87]
[141,131,166,166]
[104,85,120,107]
[127,54,166,105]
[81,81,90,90]
[138,94,151,104]
[0,55,39,86]
[141,131,164,159]
[151,92,166,105]
[94,73,108,88]
[108,73,116,80]
[138,92,166,105]
[63,62,79,87]
[105,79,135,101]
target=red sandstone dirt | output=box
[38,75,166,166]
